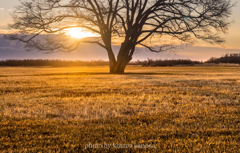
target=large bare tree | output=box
[6,0,234,73]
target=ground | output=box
[0,66,239,152]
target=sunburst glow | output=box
[65,28,99,39]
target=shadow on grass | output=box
[0,72,196,78]
[29,72,193,76]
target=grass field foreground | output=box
[0,66,239,152]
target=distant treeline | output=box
[0,53,239,67]
[132,53,240,67]
[0,59,109,67]
[205,53,240,64]
[133,59,201,67]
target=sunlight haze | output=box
[65,28,100,39]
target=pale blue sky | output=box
[0,0,240,61]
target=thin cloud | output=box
[0,46,24,51]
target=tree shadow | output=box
[30,72,180,76]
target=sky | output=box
[0,0,240,61]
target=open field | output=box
[0,66,239,152]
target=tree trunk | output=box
[109,48,132,74]
[110,56,131,74]
[108,42,133,74]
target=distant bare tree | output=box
[5,0,234,73]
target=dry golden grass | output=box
[0,66,239,152]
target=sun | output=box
[65,28,99,39]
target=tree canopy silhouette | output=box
[6,0,234,73]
